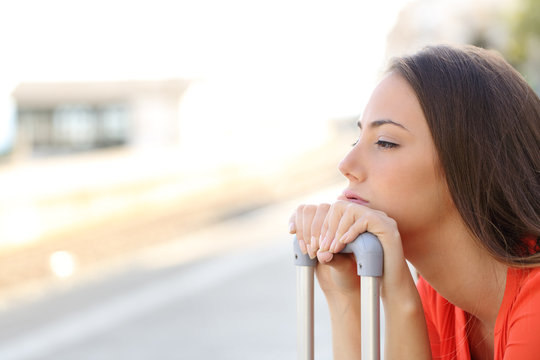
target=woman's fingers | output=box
[331,203,364,252]
[318,201,390,255]
[288,213,296,234]
[319,218,330,251]
[290,200,399,265]
[320,201,358,253]
[339,214,369,245]
[290,200,408,302]
[301,205,317,258]
[319,204,341,252]
[290,204,330,258]
[293,206,306,254]
[311,204,330,248]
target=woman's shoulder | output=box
[495,267,540,359]
[417,267,540,322]
[508,266,540,303]
[498,266,540,332]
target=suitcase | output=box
[293,233,383,360]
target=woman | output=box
[289,45,540,359]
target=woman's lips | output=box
[339,190,369,205]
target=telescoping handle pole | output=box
[342,232,384,360]
[293,237,317,360]
[293,233,383,360]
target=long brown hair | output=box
[389,44,540,266]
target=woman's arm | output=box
[316,254,363,359]
[326,288,362,359]
[291,201,432,359]
[381,260,431,359]
[321,256,430,359]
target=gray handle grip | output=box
[292,235,318,266]
[293,233,383,277]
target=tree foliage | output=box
[506,0,540,71]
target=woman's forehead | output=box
[359,73,425,130]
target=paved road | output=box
[0,190,341,360]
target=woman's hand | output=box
[289,203,331,259]
[289,200,411,299]
[290,201,429,359]
[289,202,359,296]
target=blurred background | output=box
[0,0,538,359]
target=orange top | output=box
[417,266,540,359]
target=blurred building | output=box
[0,79,194,246]
[10,79,190,159]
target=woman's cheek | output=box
[371,181,436,234]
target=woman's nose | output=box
[338,146,366,182]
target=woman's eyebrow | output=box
[357,119,409,132]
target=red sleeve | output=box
[500,269,540,359]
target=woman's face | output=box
[338,73,454,243]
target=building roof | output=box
[11,79,191,107]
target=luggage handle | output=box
[292,232,383,276]
[293,233,383,360]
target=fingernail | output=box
[311,236,316,247]
[318,251,333,263]
[320,236,329,250]
[289,223,295,233]
[299,240,307,254]
[306,244,316,259]
[330,239,337,253]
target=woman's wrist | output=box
[323,287,360,308]
[324,290,362,359]
[324,289,361,326]
[380,259,418,299]
[382,279,431,359]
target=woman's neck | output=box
[406,217,508,327]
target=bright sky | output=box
[0,0,412,162]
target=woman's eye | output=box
[351,139,359,147]
[375,140,399,149]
